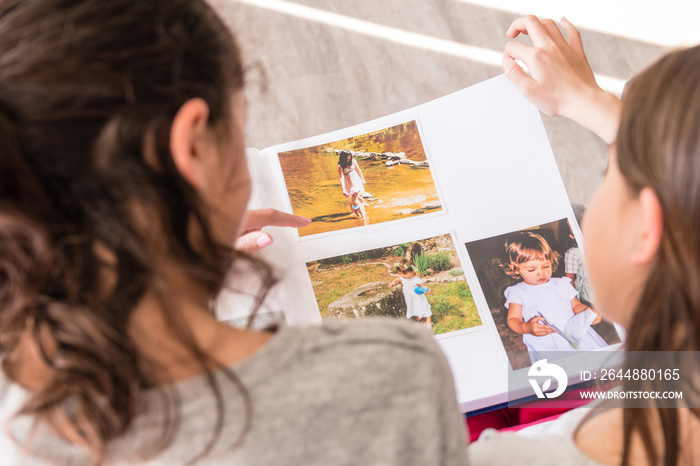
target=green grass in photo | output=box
[428,282,481,334]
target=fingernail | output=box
[256,234,273,248]
[302,216,311,224]
[561,16,568,24]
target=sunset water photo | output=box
[278,121,442,237]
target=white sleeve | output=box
[504,285,523,308]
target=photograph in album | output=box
[277,120,442,237]
[306,233,481,335]
[465,219,621,370]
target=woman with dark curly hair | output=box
[0,1,467,464]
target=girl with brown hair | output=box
[0,1,468,464]
[470,16,700,466]
[502,231,604,363]
[337,149,367,198]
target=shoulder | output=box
[277,319,452,394]
[551,277,574,289]
[469,431,598,466]
[0,375,59,465]
[469,410,605,466]
[245,320,468,464]
[505,282,524,292]
[549,277,570,285]
[0,372,29,426]
[504,282,525,298]
[297,318,441,360]
[267,319,459,418]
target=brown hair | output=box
[394,259,415,275]
[612,45,700,466]
[0,0,271,463]
[337,149,354,169]
[503,231,560,279]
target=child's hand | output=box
[526,316,556,336]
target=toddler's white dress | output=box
[504,277,606,362]
[401,276,432,319]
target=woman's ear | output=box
[630,187,664,265]
[169,98,212,190]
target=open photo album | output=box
[214,75,624,414]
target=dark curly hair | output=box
[0,0,272,463]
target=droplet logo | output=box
[528,359,568,399]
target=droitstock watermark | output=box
[507,351,700,408]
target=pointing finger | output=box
[243,208,311,231]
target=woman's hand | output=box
[526,316,556,336]
[235,209,310,253]
[502,16,622,143]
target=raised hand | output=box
[503,16,622,143]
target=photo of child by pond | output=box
[307,234,481,335]
[465,219,621,371]
[278,120,442,237]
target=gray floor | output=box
[212,0,670,205]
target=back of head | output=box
[0,0,245,461]
[617,45,700,353]
[613,45,700,466]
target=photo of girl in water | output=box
[278,120,443,237]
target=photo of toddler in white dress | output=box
[390,263,433,328]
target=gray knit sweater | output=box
[0,318,469,465]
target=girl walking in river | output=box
[337,149,366,200]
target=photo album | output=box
[215,75,624,414]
